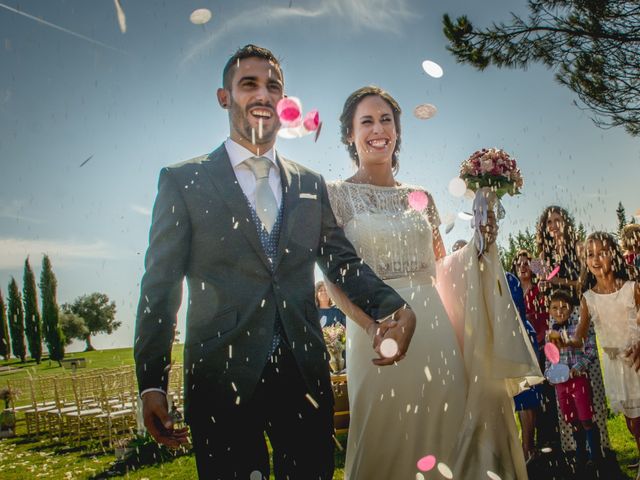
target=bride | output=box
[325,86,541,479]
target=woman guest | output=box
[512,249,549,357]
[315,280,346,327]
[535,206,612,456]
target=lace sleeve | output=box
[326,181,353,228]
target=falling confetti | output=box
[448,177,467,197]
[544,342,560,364]
[529,258,545,276]
[442,212,456,225]
[457,211,473,221]
[422,60,444,78]
[437,462,453,479]
[79,154,94,167]
[249,471,263,480]
[417,455,436,472]
[276,97,302,124]
[546,362,570,384]
[546,264,561,281]
[416,474,425,480]
[408,191,429,211]
[380,338,399,358]
[487,471,502,480]
[113,0,126,33]
[303,109,320,131]
[413,103,438,120]
[190,8,213,25]
[445,222,455,234]
[314,121,323,142]
[278,125,309,139]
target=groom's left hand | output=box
[372,307,416,366]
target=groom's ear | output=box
[217,88,230,109]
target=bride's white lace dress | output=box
[327,181,542,480]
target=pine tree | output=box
[40,255,65,365]
[7,278,26,362]
[443,1,640,135]
[0,289,10,360]
[23,258,43,363]
[617,202,628,236]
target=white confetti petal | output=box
[190,8,212,25]
[422,60,444,78]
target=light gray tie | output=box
[245,156,278,232]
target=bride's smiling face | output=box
[348,95,397,169]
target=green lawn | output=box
[0,346,635,479]
[0,346,345,479]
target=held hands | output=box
[141,391,190,448]
[367,307,417,366]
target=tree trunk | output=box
[84,336,95,351]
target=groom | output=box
[134,44,416,479]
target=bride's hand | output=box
[371,307,416,366]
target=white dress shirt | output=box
[224,137,282,209]
[140,139,282,400]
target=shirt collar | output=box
[224,137,277,169]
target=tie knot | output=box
[245,156,272,179]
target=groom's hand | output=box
[141,391,190,448]
[372,307,416,366]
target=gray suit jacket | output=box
[134,144,406,418]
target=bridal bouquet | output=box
[459,148,523,198]
[322,323,346,372]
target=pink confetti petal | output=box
[417,455,436,472]
[546,265,561,281]
[303,109,320,131]
[544,342,560,365]
[276,97,301,123]
[408,191,429,211]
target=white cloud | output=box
[130,204,152,216]
[0,200,42,223]
[0,237,114,269]
[183,0,415,64]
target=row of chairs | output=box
[5,364,184,448]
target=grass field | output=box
[0,346,636,479]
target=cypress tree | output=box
[7,278,26,362]
[23,258,43,363]
[40,255,65,364]
[0,289,10,360]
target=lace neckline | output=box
[341,181,412,190]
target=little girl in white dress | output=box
[552,231,640,473]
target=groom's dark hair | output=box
[222,44,284,89]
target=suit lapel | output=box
[199,145,271,271]
[274,154,300,272]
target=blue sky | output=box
[0,0,638,352]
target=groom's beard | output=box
[229,100,280,146]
